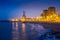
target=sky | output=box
[0,0,60,20]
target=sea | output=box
[0,22,60,40]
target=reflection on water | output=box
[16,22,18,31]
[12,22,14,30]
[12,22,46,40]
[22,23,26,40]
[22,23,26,33]
[12,22,27,40]
[0,22,60,40]
[12,22,19,40]
[12,22,60,40]
[31,24,35,30]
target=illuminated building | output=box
[22,11,26,18]
[40,13,44,16]
[58,14,60,18]
[20,11,26,22]
[43,10,48,18]
[11,6,60,23]
[48,7,56,15]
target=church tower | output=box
[21,11,26,22]
[22,11,26,18]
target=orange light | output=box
[15,19,18,21]
[11,19,15,21]
[20,18,25,22]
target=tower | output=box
[43,10,48,16]
[41,10,48,18]
[48,7,56,15]
[21,11,26,22]
[22,11,26,18]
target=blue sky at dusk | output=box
[0,0,60,20]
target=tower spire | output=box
[22,10,26,18]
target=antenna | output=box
[22,10,26,18]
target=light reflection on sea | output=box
[12,22,46,40]
[0,22,60,40]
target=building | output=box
[57,15,60,19]
[22,11,26,18]
[20,11,26,22]
[43,10,48,17]
[48,7,56,15]
[40,10,48,18]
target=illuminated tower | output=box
[20,11,26,22]
[22,11,26,18]
[48,7,56,15]
[43,10,48,17]
[41,10,48,18]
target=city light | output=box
[11,7,60,23]
[11,19,15,21]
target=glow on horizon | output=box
[9,6,60,20]
[9,0,60,20]
[0,0,60,20]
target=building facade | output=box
[48,7,56,15]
